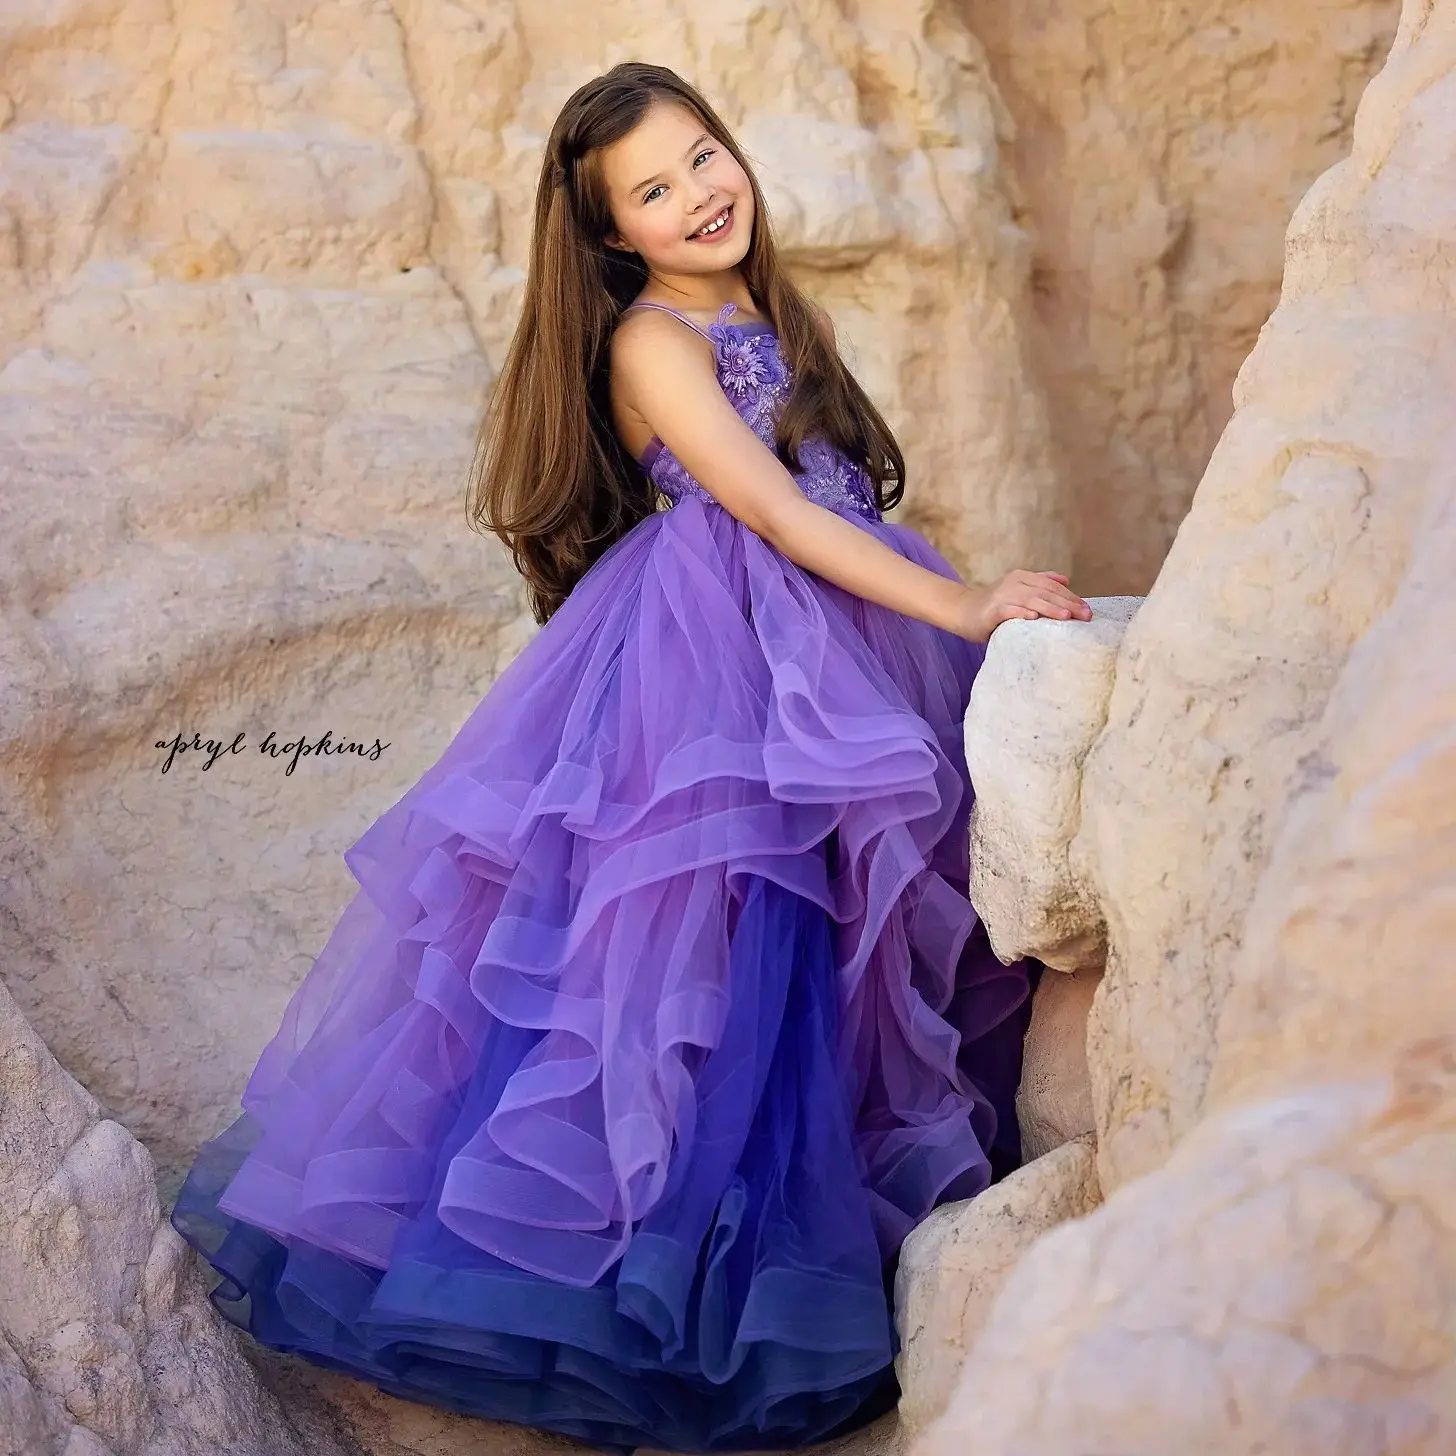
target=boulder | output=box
[916,5,1456,1448]
[894,1137,1100,1440]
[0,977,358,1456]
[965,595,1141,972]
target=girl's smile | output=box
[687,203,735,242]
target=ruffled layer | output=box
[173,496,1031,1451]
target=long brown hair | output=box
[467,61,907,623]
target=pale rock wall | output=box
[0,974,360,1456]
[1014,967,1098,1164]
[0,0,1062,1176]
[1076,0,1456,1191]
[916,2,1456,1447]
[925,1057,1456,1453]
[959,0,1402,593]
[1209,481,1456,1109]
[923,489,1456,1443]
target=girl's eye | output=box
[642,149,714,203]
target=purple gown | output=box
[172,301,1033,1453]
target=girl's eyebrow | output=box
[629,132,712,198]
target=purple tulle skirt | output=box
[173,498,1033,1452]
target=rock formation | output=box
[893,593,1135,1440]
[1076,0,1456,1194]
[893,1135,1099,1441]
[1013,969,1099,1164]
[961,0,1402,592]
[916,0,1456,1448]
[964,595,1141,974]
[0,975,358,1456]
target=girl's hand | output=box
[956,570,1093,642]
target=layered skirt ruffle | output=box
[173,498,1032,1452]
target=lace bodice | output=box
[628,302,882,524]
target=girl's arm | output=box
[611,312,1089,642]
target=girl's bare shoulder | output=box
[610,308,716,390]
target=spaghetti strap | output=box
[620,300,724,341]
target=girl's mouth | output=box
[687,204,734,242]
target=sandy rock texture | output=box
[893,1135,1099,1441]
[0,0,1064,1179]
[926,1050,1456,1453]
[916,2,1456,1449]
[1014,968,1099,1164]
[930,565,1456,1444]
[964,594,1140,971]
[0,975,360,1456]
[960,0,1402,593]
[1077,0,1456,1193]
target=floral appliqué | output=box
[717,335,768,399]
[712,324,790,404]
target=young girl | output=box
[173,62,1090,1455]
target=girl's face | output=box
[599,100,755,280]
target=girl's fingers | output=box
[1031,576,1076,598]
[1010,593,1092,620]
[1045,586,1091,613]
[995,581,1093,622]
[1032,593,1074,615]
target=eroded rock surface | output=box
[916,3,1456,1449]
[894,1136,1099,1441]
[0,976,359,1456]
[960,0,1402,593]
[965,595,1140,971]
[1015,968,1099,1163]
[924,1051,1456,1454]
[1076,0,1456,1191]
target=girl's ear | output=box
[604,231,635,254]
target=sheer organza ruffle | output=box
[173,498,1031,1452]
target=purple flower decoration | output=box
[717,335,769,399]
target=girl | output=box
[173,62,1090,1455]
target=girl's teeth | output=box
[695,209,728,237]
